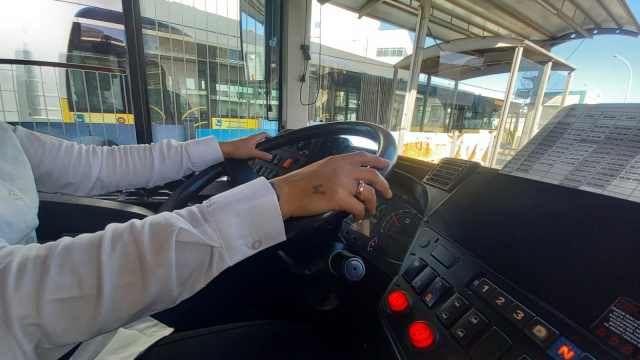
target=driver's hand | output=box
[219,132,273,161]
[270,151,393,221]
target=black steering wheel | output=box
[158,121,398,239]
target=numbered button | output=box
[472,278,498,300]
[489,290,515,315]
[506,303,535,329]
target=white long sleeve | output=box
[10,123,225,196]
[0,123,287,359]
[0,177,286,359]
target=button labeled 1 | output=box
[472,278,497,300]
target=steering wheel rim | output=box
[159,121,398,239]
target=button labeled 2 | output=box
[489,290,515,315]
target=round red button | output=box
[408,321,434,348]
[387,291,409,312]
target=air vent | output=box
[424,159,468,190]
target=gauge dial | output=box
[376,203,387,218]
[381,210,420,244]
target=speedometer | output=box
[381,210,421,244]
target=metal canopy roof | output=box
[393,36,578,81]
[328,0,640,46]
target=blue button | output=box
[547,337,584,360]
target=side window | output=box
[0,0,136,145]
[140,0,281,142]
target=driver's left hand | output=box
[219,132,273,161]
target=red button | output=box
[387,291,409,312]
[282,158,294,169]
[408,322,435,348]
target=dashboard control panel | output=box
[252,137,351,180]
[379,225,611,360]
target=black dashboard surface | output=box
[427,167,640,334]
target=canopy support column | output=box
[521,61,552,144]
[387,68,399,130]
[446,80,459,133]
[419,75,432,132]
[489,46,524,168]
[560,71,574,108]
[397,0,432,154]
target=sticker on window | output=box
[591,297,640,359]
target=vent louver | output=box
[424,159,467,190]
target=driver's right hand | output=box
[269,151,393,221]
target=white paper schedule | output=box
[500,104,640,202]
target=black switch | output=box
[524,317,559,348]
[451,309,488,346]
[518,356,532,360]
[254,164,263,173]
[488,290,515,315]
[251,163,258,170]
[469,328,512,360]
[258,167,268,176]
[506,303,535,330]
[263,169,272,178]
[267,170,277,180]
[437,294,470,327]
[431,245,459,269]
[402,257,428,283]
[411,267,438,294]
[472,278,498,300]
[272,155,282,165]
[421,277,452,308]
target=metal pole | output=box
[489,46,524,168]
[559,70,573,108]
[613,54,632,103]
[397,0,432,154]
[450,130,458,158]
[122,0,153,144]
[521,61,552,144]
[420,75,431,132]
[446,81,459,133]
[387,68,398,130]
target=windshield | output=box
[306,1,639,167]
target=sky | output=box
[550,6,640,104]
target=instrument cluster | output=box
[341,188,424,276]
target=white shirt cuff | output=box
[203,177,286,265]
[185,136,225,171]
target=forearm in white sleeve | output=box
[0,178,285,359]
[9,124,224,196]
